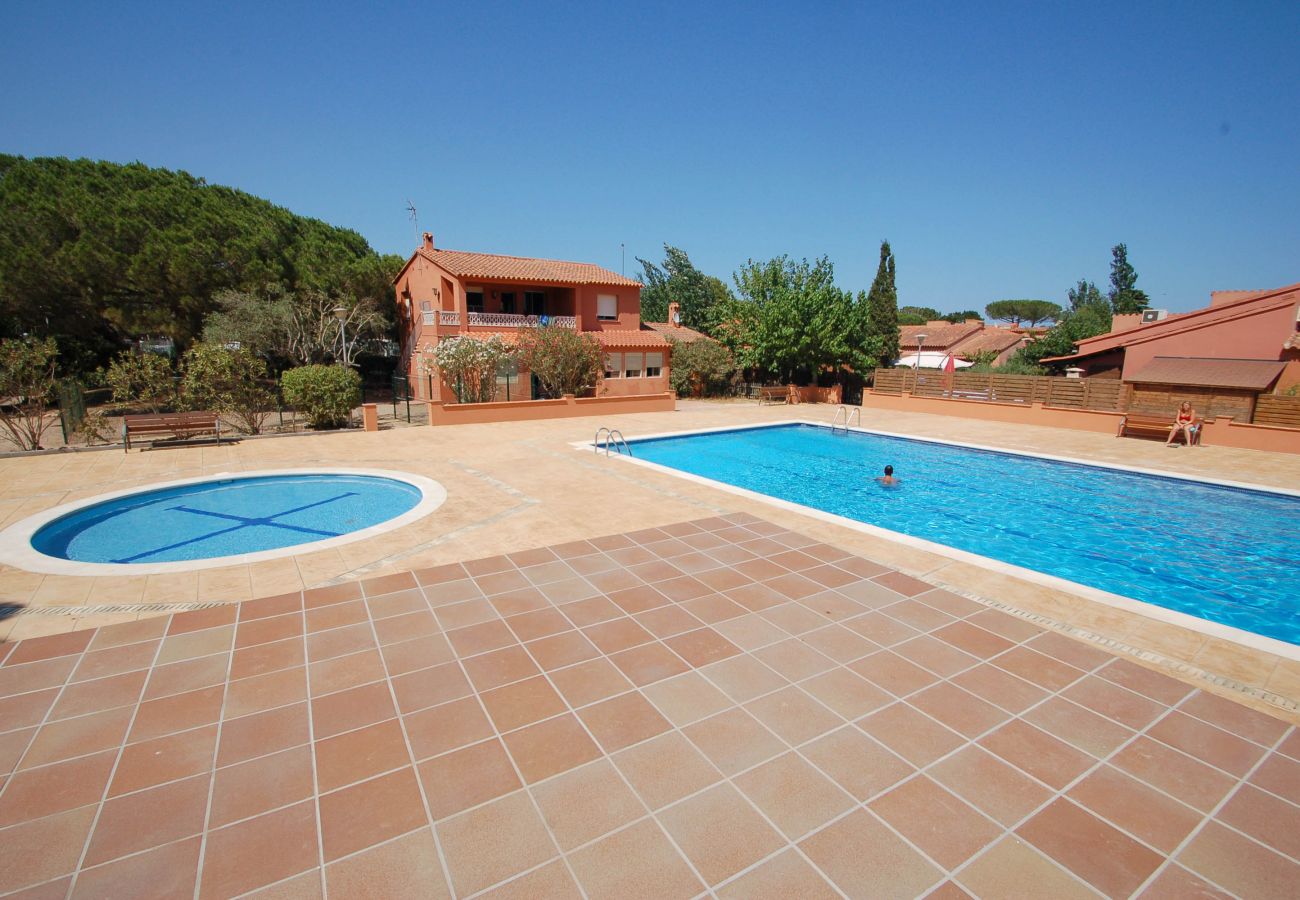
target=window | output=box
[624,353,643,378]
[597,294,618,321]
[645,352,663,377]
[500,292,516,314]
[524,291,545,316]
[420,300,434,326]
[604,353,622,379]
[467,289,484,313]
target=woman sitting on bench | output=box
[1165,401,1198,447]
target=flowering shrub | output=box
[515,326,603,398]
[434,335,516,403]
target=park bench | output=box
[122,412,222,452]
[758,386,789,405]
[1117,412,1201,446]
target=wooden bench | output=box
[122,412,222,452]
[1117,412,1202,446]
[758,386,789,405]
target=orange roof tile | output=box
[899,323,982,350]
[416,248,641,287]
[593,330,670,349]
[953,329,1025,356]
[1126,357,1287,390]
[643,321,713,343]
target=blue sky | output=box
[3,1,1297,313]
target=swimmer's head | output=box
[884,465,893,476]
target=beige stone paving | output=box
[1,399,1298,722]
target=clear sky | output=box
[3,1,1297,313]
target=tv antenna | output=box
[407,200,421,267]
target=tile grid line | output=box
[298,596,331,900]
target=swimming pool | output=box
[624,423,1300,646]
[0,469,446,575]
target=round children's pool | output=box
[1,469,446,575]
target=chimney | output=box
[421,232,434,251]
[667,301,681,325]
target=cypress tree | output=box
[1108,243,1150,314]
[863,241,900,369]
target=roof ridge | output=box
[425,246,624,270]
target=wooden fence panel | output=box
[1254,395,1300,428]
[869,368,1126,411]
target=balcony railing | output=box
[439,311,460,326]
[466,313,576,329]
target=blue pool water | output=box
[632,424,1300,645]
[32,474,423,564]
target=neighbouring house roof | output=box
[414,248,642,287]
[593,330,670,349]
[643,321,712,343]
[1125,357,1287,391]
[953,329,1025,357]
[899,323,983,350]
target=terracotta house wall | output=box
[1117,301,1300,380]
[574,284,642,332]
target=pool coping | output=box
[575,419,1300,663]
[0,467,448,577]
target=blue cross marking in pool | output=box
[111,492,358,563]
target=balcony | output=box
[466,313,576,329]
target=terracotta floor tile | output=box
[302,581,362,609]
[1096,657,1196,706]
[530,758,644,850]
[307,647,386,697]
[993,646,1087,692]
[216,702,310,767]
[633,604,704,640]
[476,568,531,597]
[315,718,411,792]
[418,738,522,819]
[578,690,671,753]
[305,622,375,663]
[978,719,1095,791]
[72,639,159,683]
[1111,735,1237,813]
[909,681,1010,739]
[1217,783,1300,859]
[793,668,886,722]
[802,725,915,801]
[608,584,671,614]
[799,808,942,898]
[744,686,841,746]
[230,637,304,682]
[223,666,307,720]
[951,662,1048,713]
[841,611,921,646]
[480,676,567,733]
[1068,764,1202,854]
[84,772,209,866]
[128,683,224,742]
[462,554,514,577]
[510,546,560,569]
[110,724,217,796]
[928,745,1052,827]
[965,608,1043,642]
[1018,798,1163,897]
[311,680,397,739]
[86,616,168,652]
[680,592,748,625]
[304,599,368,633]
[567,817,704,900]
[463,645,541,692]
[955,835,1097,900]
[1024,696,1135,757]
[404,696,494,761]
[849,650,942,697]
[437,791,556,896]
[724,581,788,613]
[715,848,839,900]
[390,662,470,715]
[210,745,315,828]
[361,570,418,596]
[582,617,655,655]
[1148,711,1265,776]
[478,860,580,899]
[198,800,318,900]
[380,633,454,676]
[504,608,571,642]
[0,686,59,732]
[700,653,787,703]
[445,620,516,657]
[374,610,441,645]
[609,642,690,687]
[561,595,624,627]
[1025,630,1115,671]
[662,627,741,668]
[532,579,590,607]
[760,601,830,636]
[735,751,854,839]
[1178,820,1300,900]
[6,630,94,667]
[425,577,486,607]
[1181,690,1290,746]
[893,635,980,679]
[141,656,226,702]
[614,730,723,809]
[526,630,600,671]
[1248,751,1300,804]
[0,805,97,895]
[1061,674,1166,730]
[549,657,633,708]
[325,827,450,899]
[413,561,469,586]
[320,766,430,859]
[684,706,785,775]
[0,727,35,777]
[0,749,113,826]
[234,612,303,650]
[0,656,78,700]
[73,835,201,900]
[502,712,601,783]
[931,620,1015,659]
[366,585,426,619]
[800,623,877,664]
[858,702,965,768]
[1138,863,1235,899]
[658,782,784,885]
[641,670,731,726]
[19,705,132,769]
[871,775,1002,869]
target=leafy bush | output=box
[434,335,516,403]
[515,326,604,398]
[668,338,736,397]
[281,365,360,429]
[180,343,274,434]
[75,409,115,446]
[106,351,174,412]
[0,337,59,450]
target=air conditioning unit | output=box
[1141,309,1169,323]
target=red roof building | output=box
[900,321,1031,366]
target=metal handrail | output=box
[594,427,631,456]
[830,405,860,433]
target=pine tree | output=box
[863,241,900,369]
[1108,244,1150,314]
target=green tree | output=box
[179,343,274,434]
[984,299,1062,326]
[1108,243,1150,314]
[667,338,735,397]
[942,310,983,323]
[635,245,727,331]
[515,326,604,398]
[433,335,516,403]
[0,337,58,450]
[862,242,901,371]
[897,305,941,325]
[281,365,360,429]
[1013,295,1112,369]
[1067,279,1106,310]
[106,350,175,413]
[203,287,389,369]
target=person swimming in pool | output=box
[876,465,900,486]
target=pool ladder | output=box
[830,405,860,434]
[594,427,632,456]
